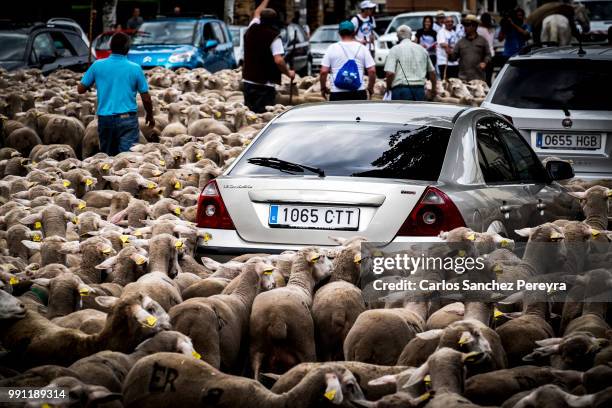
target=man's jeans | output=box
[97,112,139,156]
[391,85,425,101]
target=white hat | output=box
[360,1,376,9]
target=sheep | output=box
[0,293,170,368]
[509,384,612,408]
[249,248,332,379]
[170,261,265,372]
[569,186,610,230]
[67,330,200,392]
[29,272,96,318]
[123,353,364,408]
[20,204,74,238]
[122,272,183,312]
[312,243,366,361]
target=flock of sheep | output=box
[0,65,611,408]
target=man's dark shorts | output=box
[97,112,139,156]
[329,90,368,101]
[243,82,276,113]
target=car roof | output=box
[393,10,461,17]
[274,102,466,129]
[512,45,612,61]
[148,17,220,23]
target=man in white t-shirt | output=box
[242,0,295,113]
[320,20,376,101]
[351,1,377,55]
[436,16,460,79]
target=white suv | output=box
[482,45,612,179]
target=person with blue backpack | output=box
[319,21,376,101]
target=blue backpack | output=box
[333,44,362,91]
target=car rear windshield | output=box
[492,59,612,110]
[310,28,339,43]
[230,122,451,181]
[0,33,27,61]
[584,1,612,20]
[132,21,196,45]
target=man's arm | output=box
[273,54,295,79]
[511,21,530,37]
[78,64,95,94]
[77,83,88,94]
[428,70,437,97]
[383,49,396,91]
[254,0,270,19]
[140,92,155,128]
[319,66,330,99]
[366,66,376,98]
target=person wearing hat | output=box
[351,1,377,55]
[242,0,295,113]
[451,15,491,81]
[320,21,376,101]
[384,25,437,101]
[433,10,446,32]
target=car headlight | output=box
[168,51,194,63]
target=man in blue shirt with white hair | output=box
[78,32,154,155]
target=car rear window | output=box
[230,121,451,181]
[491,59,612,110]
[0,33,28,61]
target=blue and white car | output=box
[128,17,235,71]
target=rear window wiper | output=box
[247,157,325,177]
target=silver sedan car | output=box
[196,102,581,257]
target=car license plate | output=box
[268,205,360,230]
[536,132,601,150]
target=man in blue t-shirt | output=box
[499,8,531,58]
[77,32,154,155]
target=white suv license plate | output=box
[536,132,601,150]
[268,205,360,230]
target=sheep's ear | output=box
[102,176,122,183]
[88,390,123,405]
[32,278,51,287]
[463,351,485,363]
[368,374,398,386]
[438,231,449,240]
[323,372,343,404]
[130,252,148,265]
[109,208,128,224]
[568,191,587,200]
[535,338,562,347]
[416,329,444,341]
[95,296,119,309]
[59,241,81,254]
[328,236,347,245]
[258,372,281,383]
[95,256,118,270]
[201,257,220,271]
[21,213,42,225]
[523,344,560,361]
[514,228,533,238]
[21,240,42,251]
[403,362,429,389]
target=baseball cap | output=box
[339,20,355,33]
[462,14,480,25]
[360,1,376,9]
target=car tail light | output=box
[196,180,235,229]
[396,187,465,236]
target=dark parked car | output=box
[0,22,92,74]
[281,23,311,75]
[93,29,141,60]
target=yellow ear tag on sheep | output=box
[63,180,71,187]
[493,264,503,275]
[152,170,162,176]
[85,178,94,186]
[101,246,112,255]
[592,230,601,238]
[134,229,143,237]
[424,375,431,386]
[146,182,155,189]
[309,254,320,263]
[79,288,89,296]
[120,235,130,244]
[196,152,203,159]
[174,207,181,215]
[263,268,274,275]
[607,190,612,197]
[102,163,111,171]
[324,389,336,401]
[192,351,201,359]
[145,315,157,327]
[550,231,563,241]
[9,276,19,285]
[34,221,42,230]
[135,255,147,265]
[174,181,182,189]
[33,234,42,242]
[354,253,362,264]
[159,160,166,166]
[457,250,466,257]
[416,392,432,402]
[73,217,79,224]
[203,232,212,242]
[215,111,221,118]
[494,308,504,319]
[467,233,476,241]
[78,202,86,210]
[175,240,184,249]
[500,239,509,247]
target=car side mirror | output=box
[39,54,57,65]
[204,39,219,50]
[546,160,574,181]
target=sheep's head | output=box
[299,247,332,282]
[32,272,95,314]
[38,376,122,407]
[248,259,277,291]
[515,223,567,266]
[0,285,26,319]
[569,185,611,216]
[135,330,201,360]
[512,384,595,408]
[524,332,609,370]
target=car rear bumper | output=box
[196,228,442,261]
